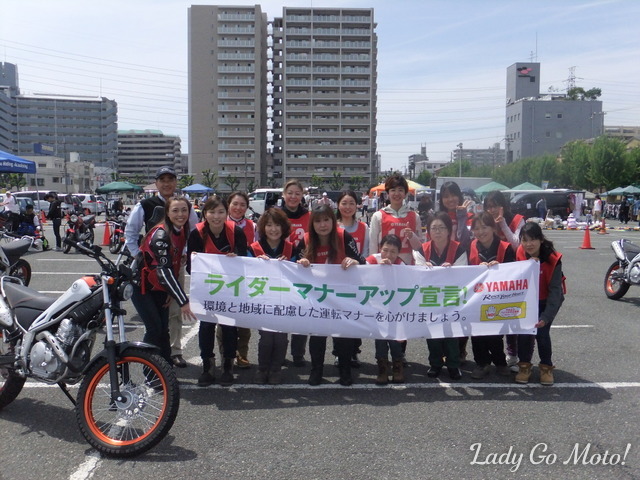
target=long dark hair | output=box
[143,196,191,252]
[484,190,514,223]
[304,204,340,263]
[336,190,359,222]
[519,222,556,262]
[200,196,228,244]
[439,181,463,212]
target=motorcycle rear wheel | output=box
[109,233,122,254]
[604,261,630,300]
[76,348,179,457]
[0,332,26,410]
[9,259,31,286]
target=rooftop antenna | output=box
[529,32,538,62]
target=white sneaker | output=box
[506,354,518,366]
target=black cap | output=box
[155,166,177,179]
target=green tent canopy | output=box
[96,181,143,194]
[475,181,509,195]
[511,182,543,191]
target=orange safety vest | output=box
[250,240,293,259]
[139,225,186,294]
[516,246,566,299]
[195,220,236,254]
[304,229,346,264]
[468,238,509,265]
[421,239,460,265]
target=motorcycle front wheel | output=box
[62,233,73,254]
[109,232,122,254]
[604,261,630,300]
[0,332,26,410]
[76,348,180,457]
[9,259,31,286]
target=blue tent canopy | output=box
[181,183,214,194]
[0,150,37,174]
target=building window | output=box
[545,113,551,119]
[545,131,551,137]
[556,132,563,139]
[557,113,563,119]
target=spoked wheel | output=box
[0,332,26,410]
[109,233,122,254]
[604,261,630,300]
[62,234,73,254]
[76,348,180,457]
[9,259,31,286]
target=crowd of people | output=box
[123,167,566,389]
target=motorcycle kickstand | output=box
[57,382,77,406]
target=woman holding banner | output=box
[296,204,364,386]
[187,197,248,387]
[468,212,515,380]
[248,208,297,385]
[280,179,311,367]
[418,212,468,381]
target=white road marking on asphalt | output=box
[69,450,101,480]
[552,325,594,328]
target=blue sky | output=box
[1,0,638,173]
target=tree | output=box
[328,171,343,190]
[247,179,257,193]
[223,175,240,192]
[588,136,626,190]
[309,174,325,189]
[567,87,585,100]
[201,169,218,191]
[415,170,432,187]
[584,88,602,100]
[178,175,194,190]
[8,174,26,190]
[559,141,592,190]
[348,175,365,192]
[266,177,280,188]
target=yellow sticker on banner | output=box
[481,302,527,321]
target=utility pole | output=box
[457,143,463,177]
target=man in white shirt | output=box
[1,191,21,231]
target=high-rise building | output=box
[505,62,604,162]
[188,5,268,190]
[0,62,118,168]
[271,7,378,187]
[117,130,182,184]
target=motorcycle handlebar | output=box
[63,237,102,257]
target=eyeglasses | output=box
[430,226,448,233]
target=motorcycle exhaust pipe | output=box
[36,330,69,364]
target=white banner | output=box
[189,254,539,340]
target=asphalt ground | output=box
[1,219,639,480]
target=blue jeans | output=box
[517,322,552,365]
[131,286,171,363]
[375,339,403,360]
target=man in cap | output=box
[125,166,199,368]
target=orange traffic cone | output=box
[579,227,595,249]
[597,217,608,235]
[40,209,47,224]
[102,221,111,246]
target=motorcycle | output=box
[0,231,32,286]
[0,240,180,457]
[63,213,96,254]
[604,238,640,300]
[108,213,127,254]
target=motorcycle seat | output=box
[1,238,32,260]
[3,281,57,330]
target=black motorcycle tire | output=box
[0,334,26,410]
[109,232,122,254]
[76,348,180,457]
[9,259,31,286]
[62,234,73,254]
[604,261,630,300]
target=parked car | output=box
[509,190,583,220]
[1,196,36,215]
[75,193,103,215]
[95,195,107,215]
[61,194,83,215]
[248,188,283,216]
[13,190,50,213]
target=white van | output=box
[248,188,283,216]
[16,190,50,213]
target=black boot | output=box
[197,357,215,387]
[338,365,353,386]
[308,364,323,386]
[219,358,234,387]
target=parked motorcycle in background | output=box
[108,213,127,254]
[604,238,640,299]
[0,240,180,457]
[0,232,32,285]
[63,213,96,254]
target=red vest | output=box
[447,210,473,242]
[140,225,186,294]
[516,246,565,300]
[380,210,417,256]
[287,211,310,247]
[421,239,460,266]
[468,238,510,265]
[229,217,254,245]
[195,220,236,254]
[250,240,293,259]
[340,221,367,255]
[365,254,404,265]
[304,230,346,264]
[498,214,525,241]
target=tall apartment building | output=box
[271,7,378,186]
[117,129,182,183]
[0,62,118,169]
[188,5,268,190]
[505,62,604,162]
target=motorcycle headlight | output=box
[70,214,78,223]
[611,240,626,261]
[118,281,133,301]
